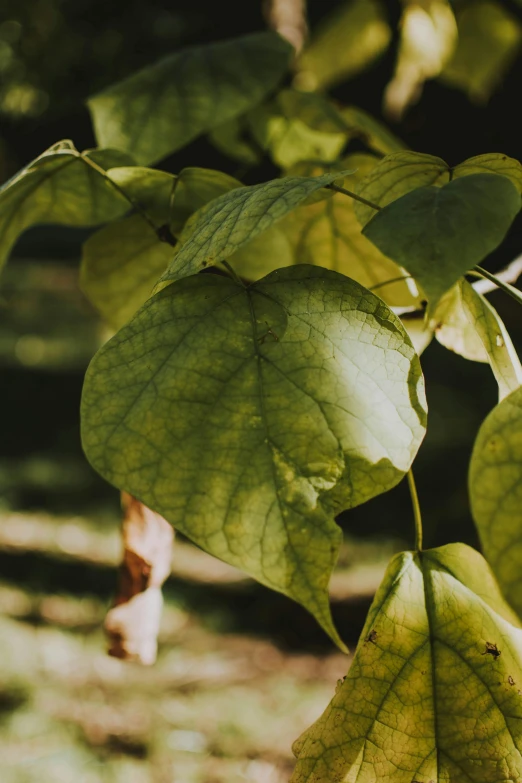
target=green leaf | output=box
[291,542,522,783]
[440,0,522,103]
[81,166,242,328]
[363,173,521,308]
[160,171,355,283]
[339,105,406,156]
[88,31,293,166]
[104,166,177,224]
[233,156,419,307]
[80,216,175,330]
[208,116,262,166]
[81,266,427,647]
[470,386,522,617]
[295,0,391,90]
[354,150,450,227]
[170,168,242,236]
[0,140,133,277]
[401,310,434,356]
[432,281,522,400]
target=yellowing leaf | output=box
[81,266,427,647]
[234,156,419,306]
[440,1,522,103]
[384,0,457,119]
[453,152,522,192]
[433,281,522,401]
[470,386,522,617]
[80,216,174,330]
[292,543,522,783]
[354,150,450,227]
[296,0,391,90]
[88,31,293,165]
[0,141,133,277]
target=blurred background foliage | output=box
[1,0,522,780]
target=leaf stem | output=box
[325,183,381,212]
[407,469,423,551]
[221,260,245,286]
[473,265,522,308]
[369,274,413,291]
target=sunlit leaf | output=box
[104,166,176,224]
[278,90,406,156]
[161,171,354,284]
[354,150,450,227]
[400,310,433,356]
[432,280,522,400]
[81,266,427,647]
[470,386,522,616]
[234,156,419,306]
[440,0,522,103]
[88,31,293,165]
[295,0,391,90]
[363,173,521,308]
[0,140,133,276]
[292,542,522,783]
[247,103,347,170]
[384,0,457,119]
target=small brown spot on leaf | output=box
[482,641,501,659]
[365,630,378,644]
[509,676,516,686]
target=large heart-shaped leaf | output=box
[292,543,522,782]
[363,173,521,307]
[160,171,354,284]
[470,386,522,616]
[88,31,293,166]
[81,266,426,646]
[0,141,134,277]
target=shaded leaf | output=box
[432,281,522,400]
[384,0,457,120]
[339,105,406,156]
[295,0,391,90]
[80,215,175,330]
[470,386,522,617]
[440,1,522,103]
[88,31,293,166]
[105,166,176,224]
[0,140,133,276]
[81,265,427,646]
[81,166,241,328]
[233,156,419,306]
[363,173,521,308]
[291,542,522,783]
[354,150,450,227]
[160,171,354,284]
[208,116,262,165]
